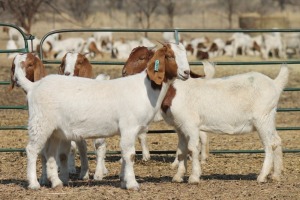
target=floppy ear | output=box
[9,57,16,91]
[147,46,166,85]
[34,56,46,81]
[58,54,67,74]
[78,56,93,78]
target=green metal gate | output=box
[1,24,299,154]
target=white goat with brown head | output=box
[13,42,190,190]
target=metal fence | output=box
[1,23,299,154]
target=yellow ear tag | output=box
[154,60,159,72]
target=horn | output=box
[156,40,166,46]
[147,45,157,51]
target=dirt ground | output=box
[0,31,300,199]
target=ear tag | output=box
[154,60,159,72]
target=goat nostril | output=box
[65,72,70,76]
[184,70,190,75]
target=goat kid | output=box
[166,62,288,184]
[13,42,190,190]
[121,47,214,167]
[59,51,153,181]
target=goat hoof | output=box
[172,175,183,183]
[93,174,104,181]
[257,175,267,183]
[39,177,49,186]
[188,175,200,184]
[28,183,41,190]
[79,172,89,180]
[142,153,150,161]
[271,174,281,182]
[51,180,64,188]
[125,181,140,190]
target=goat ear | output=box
[9,58,16,91]
[58,54,67,74]
[78,57,93,78]
[34,57,45,81]
[147,46,166,85]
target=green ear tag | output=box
[154,60,159,72]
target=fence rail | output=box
[1,24,300,154]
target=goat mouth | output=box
[178,73,189,81]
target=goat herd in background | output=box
[4,26,300,61]
[4,26,289,190]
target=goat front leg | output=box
[172,130,188,183]
[76,139,89,180]
[187,127,201,184]
[58,139,72,185]
[138,132,150,161]
[39,143,50,186]
[199,130,209,164]
[93,138,108,180]
[27,141,43,189]
[68,141,77,174]
[119,129,139,190]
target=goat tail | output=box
[274,64,289,92]
[202,61,216,79]
[15,64,34,93]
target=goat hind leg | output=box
[45,136,64,188]
[256,118,279,183]
[138,132,150,161]
[119,129,139,190]
[76,139,89,180]
[94,138,108,180]
[172,130,188,183]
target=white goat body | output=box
[165,62,288,184]
[14,43,190,190]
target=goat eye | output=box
[166,55,175,60]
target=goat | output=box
[165,62,288,184]
[83,37,104,58]
[58,52,109,181]
[261,32,286,59]
[121,46,215,167]
[49,37,86,59]
[3,26,26,40]
[6,39,19,59]
[12,42,191,190]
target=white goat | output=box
[120,46,215,167]
[3,26,26,40]
[165,62,288,184]
[59,52,109,181]
[50,37,86,59]
[13,43,190,190]
[261,32,286,59]
[6,39,19,59]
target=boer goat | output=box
[122,49,288,183]
[12,42,191,190]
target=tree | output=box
[162,0,176,28]
[132,0,160,36]
[4,0,46,33]
[62,0,93,23]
